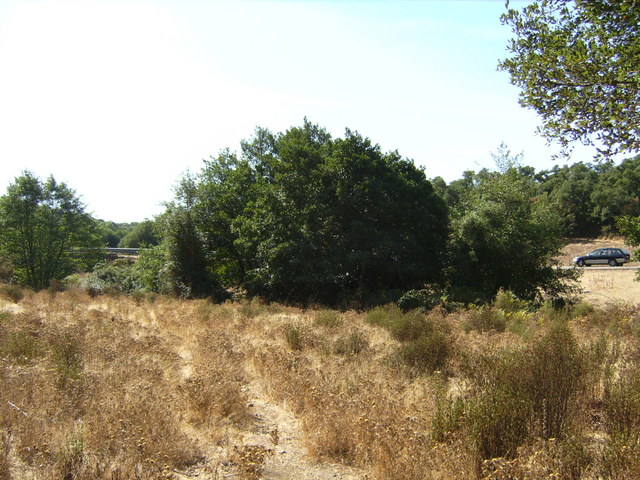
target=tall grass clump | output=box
[464,306,506,333]
[0,284,25,303]
[284,323,305,351]
[314,309,342,328]
[334,330,368,356]
[49,332,83,386]
[367,304,451,373]
[1,326,40,364]
[445,323,588,468]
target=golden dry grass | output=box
[1,286,640,479]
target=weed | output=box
[334,330,368,356]
[399,330,450,373]
[314,309,342,328]
[0,432,9,480]
[464,306,506,333]
[0,284,24,303]
[2,328,40,364]
[232,445,273,480]
[493,289,529,313]
[56,422,84,479]
[600,433,640,479]
[49,332,83,386]
[284,323,305,351]
[238,298,268,318]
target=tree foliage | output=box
[118,219,160,248]
[0,171,102,290]
[172,120,449,305]
[500,0,640,157]
[447,146,573,302]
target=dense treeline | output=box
[2,126,640,306]
[149,127,574,305]
[434,154,640,237]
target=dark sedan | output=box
[573,248,631,267]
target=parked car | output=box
[573,248,631,267]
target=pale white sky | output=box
[0,0,607,222]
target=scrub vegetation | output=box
[1,287,640,479]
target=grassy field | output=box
[1,283,640,480]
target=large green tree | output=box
[500,0,640,157]
[237,123,449,304]
[175,120,449,305]
[0,171,101,289]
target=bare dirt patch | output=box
[561,238,640,306]
[578,267,640,307]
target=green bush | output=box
[397,287,443,312]
[505,310,536,340]
[493,289,529,313]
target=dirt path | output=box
[114,303,366,480]
[239,367,365,480]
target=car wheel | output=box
[577,259,585,267]
[609,259,618,267]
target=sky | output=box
[0,0,613,222]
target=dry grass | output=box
[1,286,640,479]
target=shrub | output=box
[284,324,305,351]
[334,330,368,356]
[0,284,24,303]
[603,366,640,440]
[464,306,506,333]
[468,386,531,461]
[367,304,432,341]
[397,287,443,312]
[399,330,450,373]
[314,310,342,328]
[526,323,586,439]
[493,289,529,313]
[571,300,595,319]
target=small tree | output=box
[0,171,102,289]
